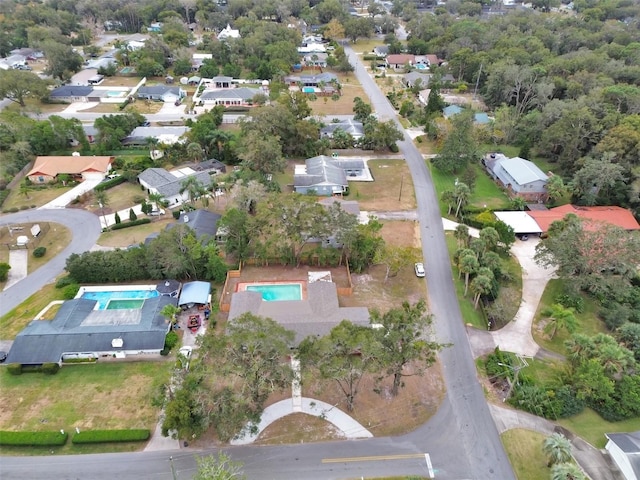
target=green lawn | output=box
[519,357,566,386]
[558,408,640,448]
[0,283,66,339]
[428,160,511,216]
[445,233,487,329]
[501,429,550,480]
[0,362,171,454]
[532,279,606,355]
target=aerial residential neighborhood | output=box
[1,1,640,480]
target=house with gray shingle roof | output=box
[199,87,259,107]
[605,431,640,480]
[403,71,432,88]
[294,155,366,196]
[229,281,370,344]
[137,86,186,102]
[484,153,549,202]
[171,209,222,241]
[284,72,338,87]
[5,296,176,366]
[49,85,95,102]
[138,168,213,207]
[320,120,364,140]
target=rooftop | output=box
[528,205,640,232]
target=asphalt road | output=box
[345,46,516,479]
[0,54,515,479]
[0,209,101,317]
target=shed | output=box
[178,281,211,307]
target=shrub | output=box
[129,208,137,221]
[62,357,97,364]
[62,283,81,300]
[164,331,179,350]
[0,430,68,446]
[71,429,150,444]
[33,247,47,258]
[114,212,121,224]
[20,205,29,210]
[110,218,151,230]
[389,144,399,153]
[9,207,19,213]
[0,262,10,282]
[94,176,126,191]
[555,293,585,314]
[41,362,60,375]
[172,210,181,220]
[55,276,75,289]
[7,364,22,375]
[160,347,170,356]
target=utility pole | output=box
[170,456,178,480]
[473,63,483,101]
[498,356,529,402]
[398,174,404,202]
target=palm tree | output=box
[542,304,578,339]
[95,190,109,228]
[453,182,471,218]
[160,304,182,326]
[470,274,492,309]
[19,180,30,199]
[454,224,470,248]
[459,253,479,296]
[550,462,586,480]
[441,190,455,215]
[180,176,206,205]
[186,142,204,163]
[510,196,527,211]
[543,433,573,467]
[148,192,166,210]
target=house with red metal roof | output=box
[528,205,640,233]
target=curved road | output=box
[0,209,101,317]
[0,53,515,479]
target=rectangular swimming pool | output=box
[245,283,302,301]
[79,286,159,310]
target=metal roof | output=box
[493,211,543,234]
[496,155,548,185]
[178,281,211,306]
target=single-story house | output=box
[528,205,640,233]
[199,87,258,107]
[403,71,432,88]
[126,40,146,51]
[373,45,389,57]
[0,54,27,70]
[284,72,338,87]
[49,85,96,102]
[178,281,211,307]
[297,43,327,54]
[193,158,227,174]
[207,75,234,88]
[484,153,549,201]
[122,126,189,146]
[27,156,114,184]
[5,295,176,366]
[188,75,201,86]
[303,53,328,67]
[316,197,364,247]
[605,431,640,480]
[415,54,442,67]
[138,167,213,207]
[218,24,240,41]
[85,57,117,71]
[137,86,186,102]
[294,155,366,196]
[386,54,415,69]
[10,47,44,60]
[229,280,370,344]
[320,120,365,140]
[172,209,222,241]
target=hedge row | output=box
[0,430,68,446]
[110,218,151,230]
[7,362,60,375]
[94,176,126,192]
[71,429,150,444]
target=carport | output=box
[494,211,543,235]
[178,281,210,308]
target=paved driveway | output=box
[40,178,103,209]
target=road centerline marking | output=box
[322,453,426,463]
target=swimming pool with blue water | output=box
[245,283,302,301]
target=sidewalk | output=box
[231,357,372,445]
[39,178,103,209]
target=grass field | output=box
[3,185,73,210]
[428,161,511,216]
[0,362,171,454]
[27,224,72,274]
[98,216,174,248]
[90,182,148,213]
[558,408,640,448]
[350,159,416,211]
[501,429,550,480]
[531,279,606,355]
[0,283,66,339]
[308,71,368,116]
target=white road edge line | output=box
[425,453,434,478]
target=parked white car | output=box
[414,262,425,277]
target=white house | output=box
[605,432,640,480]
[0,54,27,70]
[218,24,240,41]
[138,168,213,207]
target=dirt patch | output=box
[308,71,367,116]
[256,413,345,445]
[380,220,421,248]
[352,159,416,211]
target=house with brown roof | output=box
[385,54,415,70]
[27,156,115,184]
[528,205,640,233]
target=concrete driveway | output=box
[40,178,103,209]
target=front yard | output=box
[0,361,171,454]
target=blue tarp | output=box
[178,281,210,306]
